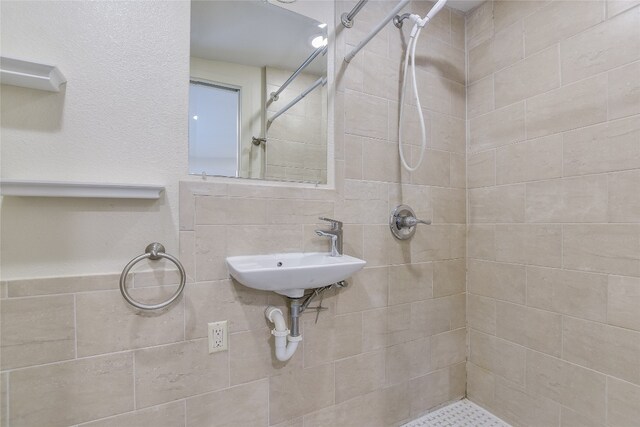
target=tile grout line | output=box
[605,59,610,121]
[560,224,564,270]
[469,57,639,123]
[133,352,137,410]
[73,294,78,360]
[470,328,626,382]
[73,401,181,426]
[467,112,640,160]
[560,314,564,361]
[6,373,9,427]
[605,375,609,427]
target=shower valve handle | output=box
[398,215,431,228]
[389,204,431,240]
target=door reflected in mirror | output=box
[189,0,329,184]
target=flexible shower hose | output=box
[397,0,448,172]
[398,19,426,172]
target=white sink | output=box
[226,252,367,298]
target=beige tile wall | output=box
[265,68,328,183]
[466,1,640,426]
[0,2,466,426]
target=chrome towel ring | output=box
[119,242,186,310]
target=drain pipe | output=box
[265,302,302,361]
[265,284,345,361]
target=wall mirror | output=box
[190,0,330,184]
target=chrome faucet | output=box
[315,217,343,257]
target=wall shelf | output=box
[0,180,164,199]
[0,57,67,92]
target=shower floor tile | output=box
[402,399,511,427]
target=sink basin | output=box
[226,252,367,298]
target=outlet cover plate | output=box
[208,320,228,353]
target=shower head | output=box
[425,0,448,21]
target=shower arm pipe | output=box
[269,45,327,103]
[344,0,410,63]
[340,0,368,28]
[267,76,326,126]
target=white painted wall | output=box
[0,1,191,279]
[0,0,333,280]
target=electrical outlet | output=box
[208,320,228,353]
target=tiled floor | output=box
[403,399,511,427]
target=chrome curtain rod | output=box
[269,45,327,103]
[341,0,368,28]
[267,76,327,126]
[344,0,410,63]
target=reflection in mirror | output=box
[189,81,240,177]
[190,0,329,184]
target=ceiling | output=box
[191,1,328,75]
[190,0,485,76]
[447,0,485,13]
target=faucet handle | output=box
[399,216,431,228]
[318,217,343,230]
